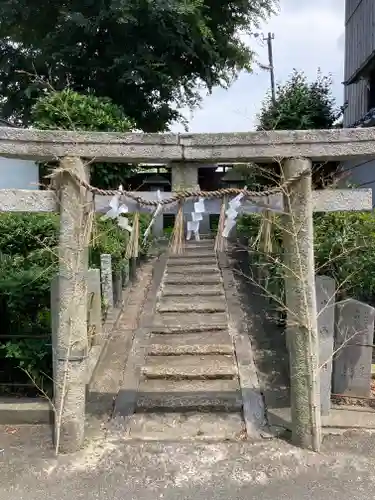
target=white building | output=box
[0,119,39,190]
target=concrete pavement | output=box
[2,424,375,500]
[2,243,375,499]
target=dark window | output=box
[163,214,175,229]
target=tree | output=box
[257,70,341,131]
[31,89,136,188]
[256,70,342,187]
[253,71,343,448]
[0,0,277,131]
[31,89,135,132]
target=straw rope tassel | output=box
[259,206,274,255]
[89,193,97,248]
[257,201,274,289]
[170,201,184,254]
[214,195,227,253]
[126,210,140,259]
[133,211,140,258]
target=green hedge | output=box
[237,211,375,306]
[0,212,151,396]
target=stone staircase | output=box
[126,239,246,440]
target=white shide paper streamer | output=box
[187,197,205,241]
[222,189,246,238]
[143,190,163,244]
[102,185,132,233]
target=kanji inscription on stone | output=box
[333,299,375,397]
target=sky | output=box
[171,0,344,133]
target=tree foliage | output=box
[31,89,135,132]
[31,89,136,188]
[257,70,340,131]
[0,211,151,395]
[0,0,277,131]
[254,70,341,187]
[238,211,375,305]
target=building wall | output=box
[346,0,362,21]
[0,157,39,190]
[344,79,368,126]
[344,0,375,126]
[342,0,375,194]
[345,0,375,81]
[339,156,375,207]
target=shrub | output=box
[237,211,375,306]
[0,264,55,395]
[314,212,375,303]
[31,90,136,189]
[0,213,59,265]
[0,210,152,396]
[90,213,152,270]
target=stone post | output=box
[170,162,210,237]
[100,254,114,310]
[113,270,123,308]
[150,186,164,239]
[122,260,130,288]
[54,156,90,453]
[51,275,59,396]
[282,157,321,451]
[316,275,335,416]
[171,162,200,190]
[87,269,102,347]
[129,257,137,281]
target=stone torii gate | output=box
[0,126,373,452]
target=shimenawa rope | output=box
[49,166,311,207]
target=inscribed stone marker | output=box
[100,254,114,310]
[316,275,335,416]
[333,299,375,397]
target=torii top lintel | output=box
[0,127,374,164]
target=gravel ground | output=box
[2,424,375,500]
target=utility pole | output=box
[263,32,276,105]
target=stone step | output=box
[142,354,237,380]
[153,312,227,328]
[180,247,215,254]
[169,250,215,258]
[164,274,221,285]
[125,412,245,441]
[148,331,234,355]
[136,379,241,412]
[158,295,225,307]
[184,241,215,248]
[166,266,219,275]
[150,324,227,334]
[162,284,224,297]
[157,301,226,314]
[185,234,213,240]
[167,258,217,267]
